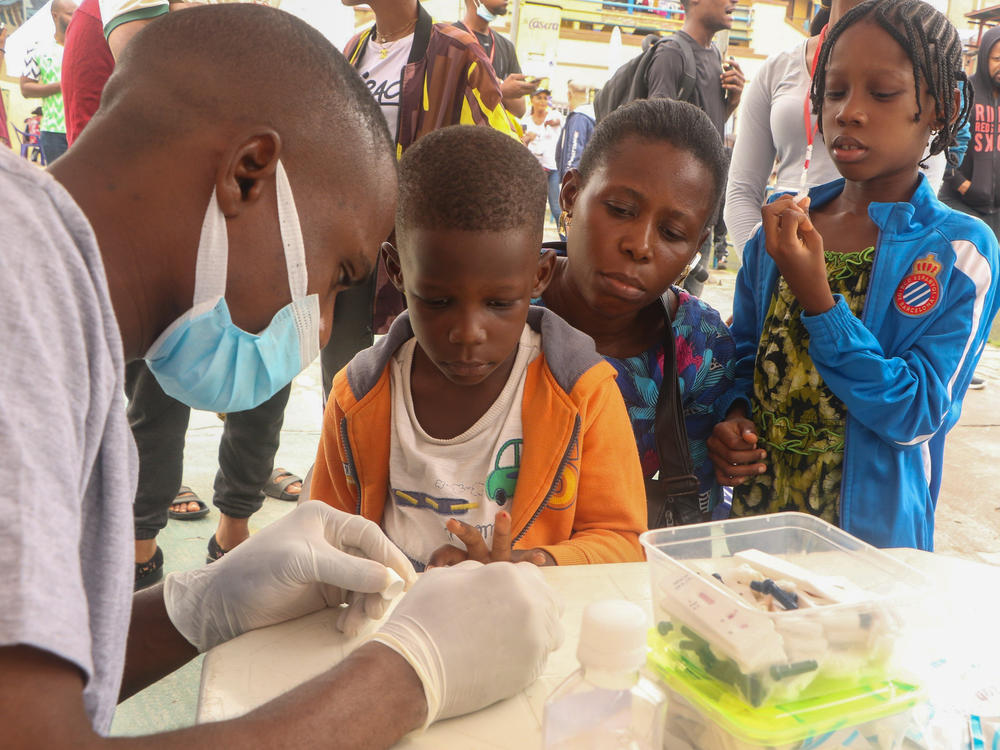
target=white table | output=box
[197,551,1000,748]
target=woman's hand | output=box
[761,195,836,315]
[427,511,553,568]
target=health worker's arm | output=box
[0,641,426,750]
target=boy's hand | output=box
[707,407,767,486]
[761,195,836,315]
[427,511,553,568]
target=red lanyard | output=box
[485,28,496,65]
[798,25,827,197]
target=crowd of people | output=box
[1,0,999,747]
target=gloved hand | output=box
[163,501,416,651]
[373,560,564,726]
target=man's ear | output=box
[216,129,282,218]
[559,168,582,218]
[532,248,558,297]
[383,242,406,293]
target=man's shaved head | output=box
[55,3,399,359]
[51,0,76,33]
[94,3,393,173]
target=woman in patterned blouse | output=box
[537,99,737,519]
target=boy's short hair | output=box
[397,126,547,238]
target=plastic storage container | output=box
[640,513,928,710]
[655,675,925,750]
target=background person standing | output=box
[454,0,537,117]
[937,25,1000,391]
[645,0,744,295]
[521,87,563,224]
[19,0,76,163]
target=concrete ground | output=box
[110,263,1000,737]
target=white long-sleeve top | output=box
[724,40,842,256]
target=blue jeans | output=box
[545,168,561,223]
[40,131,68,163]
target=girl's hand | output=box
[761,196,836,315]
[707,409,767,486]
[426,511,553,568]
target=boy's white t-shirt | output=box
[357,34,414,141]
[384,325,541,569]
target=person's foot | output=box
[170,486,201,514]
[970,376,986,390]
[264,468,303,502]
[135,537,158,563]
[135,542,164,590]
[212,514,250,557]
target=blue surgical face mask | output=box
[476,1,496,22]
[144,161,321,413]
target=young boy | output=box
[309,126,647,570]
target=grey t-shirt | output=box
[0,149,136,734]
[646,30,727,136]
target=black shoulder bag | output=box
[644,291,709,529]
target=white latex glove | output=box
[164,501,416,651]
[373,560,564,726]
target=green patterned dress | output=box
[731,247,875,524]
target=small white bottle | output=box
[543,600,667,750]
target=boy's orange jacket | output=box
[310,308,647,565]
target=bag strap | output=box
[653,291,701,512]
[666,32,698,105]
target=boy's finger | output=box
[491,511,512,562]
[446,519,490,562]
[427,544,468,569]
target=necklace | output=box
[373,17,417,57]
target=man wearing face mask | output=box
[0,6,564,748]
[454,0,538,117]
[63,0,313,590]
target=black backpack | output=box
[593,32,698,123]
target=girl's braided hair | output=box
[810,0,972,166]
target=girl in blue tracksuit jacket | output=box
[708,0,1000,550]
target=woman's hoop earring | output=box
[558,211,572,236]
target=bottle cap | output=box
[577,600,648,672]
[380,568,406,600]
